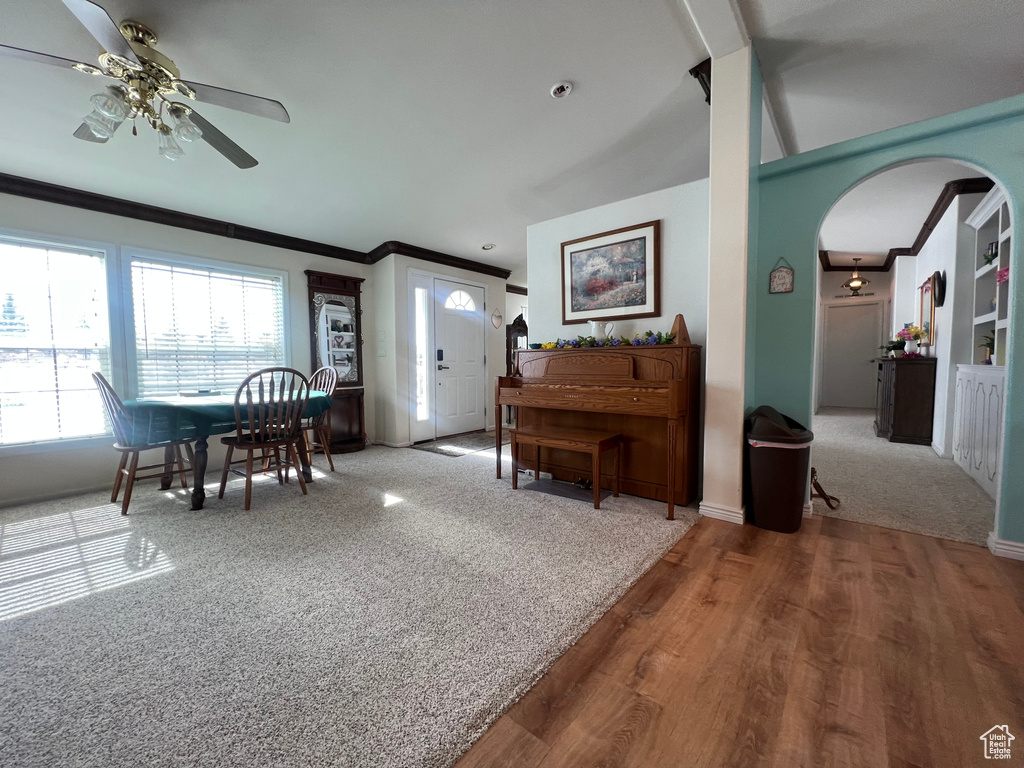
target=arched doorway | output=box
[810,159,1000,544]
[748,96,1024,555]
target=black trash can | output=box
[745,405,813,533]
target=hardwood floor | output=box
[455,516,1024,768]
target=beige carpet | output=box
[0,444,694,768]
[811,407,994,545]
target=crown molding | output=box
[0,172,370,263]
[0,172,512,281]
[819,177,994,272]
[506,284,528,296]
[366,241,511,279]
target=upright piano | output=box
[495,344,701,519]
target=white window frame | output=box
[121,246,291,399]
[0,229,290,457]
[0,227,123,457]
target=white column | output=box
[700,46,754,524]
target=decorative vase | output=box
[588,320,615,340]
[892,350,904,358]
[905,339,918,354]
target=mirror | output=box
[312,292,360,385]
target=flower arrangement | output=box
[996,267,1009,285]
[543,329,676,349]
[896,324,924,342]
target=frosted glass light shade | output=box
[158,129,184,161]
[90,91,128,120]
[172,113,203,143]
[82,110,119,139]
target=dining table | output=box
[122,391,333,510]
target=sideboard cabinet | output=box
[874,358,937,445]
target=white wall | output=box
[0,193,375,506]
[526,178,709,347]
[897,192,984,456]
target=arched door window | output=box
[444,290,476,311]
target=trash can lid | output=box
[747,405,813,444]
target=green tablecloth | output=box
[122,391,332,443]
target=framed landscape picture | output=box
[561,220,660,324]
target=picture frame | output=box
[561,220,660,325]
[769,259,795,294]
[919,277,935,346]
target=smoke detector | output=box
[550,81,573,98]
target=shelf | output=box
[1000,227,1013,241]
[997,318,1009,330]
[975,262,998,279]
[974,312,997,325]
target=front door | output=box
[434,278,486,437]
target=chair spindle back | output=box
[92,372,135,446]
[309,366,339,397]
[233,368,310,444]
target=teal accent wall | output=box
[750,94,1024,543]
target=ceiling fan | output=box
[0,0,290,168]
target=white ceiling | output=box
[0,0,1021,278]
[818,159,982,266]
[742,0,1024,155]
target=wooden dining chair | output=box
[92,372,194,515]
[303,366,338,471]
[218,367,311,510]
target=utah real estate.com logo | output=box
[980,725,1014,759]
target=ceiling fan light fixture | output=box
[72,62,103,76]
[157,125,184,161]
[172,110,202,143]
[90,89,129,120]
[82,109,119,139]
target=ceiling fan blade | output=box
[0,43,96,71]
[178,106,259,169]
[60,0,142,68]
[73,123,109,143]
[181,81,290,123]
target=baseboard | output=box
[699,501,744,525]
[987,532,1024,561]
[384,441,413,448]
[803,500,813,518]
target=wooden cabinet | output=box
[952,364,1005,498]
[306,270,366,453]
[874,358,937,445]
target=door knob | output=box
[437,364,450,370]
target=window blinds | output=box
[131,260,285,397]
[0,241,110,445]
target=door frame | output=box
[819,298,884,409]
[407,267,489,443]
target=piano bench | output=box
[510,427,622,509]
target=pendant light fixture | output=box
[842,257,870,295]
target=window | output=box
[0,238,110,445]
[444,289,476,311]
[131,258,286,397]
